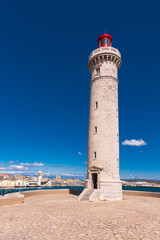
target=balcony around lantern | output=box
[89,46,121,61]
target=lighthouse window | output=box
[100,39,105,46]
[96,68,100,74]
[94,152,97,159]
[105,38,108,45]
[95,101,98,109]
[117,158,119,168]
[105,38,111,45]
[94,126,97,134]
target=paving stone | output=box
[0,194,160,239]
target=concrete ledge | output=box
[1,189,160,207]
[0,193,24,207]
[22,189,70,198]
[123,190,160,198]
[21,189,160,199]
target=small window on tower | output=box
[94,152,97,159]
[95,101,98,109]
[96,68,100,74]
[94,126,97,134]
[117,158,119,168]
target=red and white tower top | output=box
[97,33,112,47]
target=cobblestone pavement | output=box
[0,193,160,240]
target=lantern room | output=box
[97,33,112,47]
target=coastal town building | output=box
[38,171,43,186]
[0,171,84,188]
[46,178,84,187]
[0,180,26,187]
[26,180,38,187]
[26,176,38,181]
[42,177,49,183]
[79,33,122,201]
[0,174,9,180]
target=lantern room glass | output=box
[99,38,112,47]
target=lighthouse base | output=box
[79,180,122,201]
[98,180,122,201]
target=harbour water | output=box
[0,185,160,196]
[0,186,83,196]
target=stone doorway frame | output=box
[92,173,98,189]
[88,166,102,190]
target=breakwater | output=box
[1,185,160,196]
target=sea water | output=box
[0,185,160,196]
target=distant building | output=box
[42,177,49,183]
[38,171,43,185]
[0,180,26,187]
[26,176,38,181]
[0,174,9,180]
[26,180,38,187]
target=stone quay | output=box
[0,190,160,239]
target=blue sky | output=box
[0,0,160,180]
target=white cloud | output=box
[44,172,85,178]
[60,173,85,177]
[44,172,56,177]
[9,160,14,163]
[21,163,31,166]
[0,171,23,174]
[78,152,82,155]
[0,167,6,170]
[0,164,29,171]
[21,162,44,166]
[33,162,44,166]
[122,139,147,147]
[9,165,28,171]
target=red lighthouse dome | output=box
[97,33,112,47]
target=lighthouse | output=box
[79,33,122,201]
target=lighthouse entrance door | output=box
[88,166,102,190]
[92,173,97,189]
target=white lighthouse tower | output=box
[79,33,122,201]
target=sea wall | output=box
[1,189,160,207]
[22,189,70,198]
[123,190,160,198]
[0,193,24,207]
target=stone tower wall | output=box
[88,75,119,180]
[80,46,122,200]
[87,46,122,183]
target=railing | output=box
[89,46,121,60]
